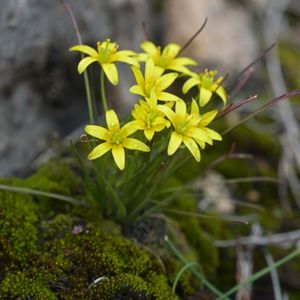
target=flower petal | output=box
[77,57,98,73]
[191,99,200,115]
[162,43,181,58]
[106,110,120,130]
[182,77,200,94]
[200,110,218,126]
[87,142,111,160]
[145,58,156,83]
[144,129,155,141]
[85,125,110,140]
[168,131,182,155]
[131,66,145,87]
[102,63,118,85]
[129,85,145,97]
[175,100,187,116]
[112,52,139,67]
[158,105,176,126]
[155,72,178,91]
[120,121,140,137]
[158,92,180,102]
[215,86,227,105]
[173,57,198,66]
[140,41,158,56]
[69,45,98,58]
[199,87,213,107]
[204,128,222,141]
[183,136,201,161]
[112,144,125,170]
[123,138,150,152]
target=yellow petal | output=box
[129,85,145,97]
[87,142,111,160]
[200,110,218,126]
[173,57,198,66]
[167,64,192,75]
[144,130,155,141]
[215,86,227,105]
[175,100,187,116]
[112,144,125,170]
[102,63,118,85]
[123,138,150,152]
[182,77,200,94]
[158,104,176,126]
[106,110,120,130]
[85,125,110,140]
[204,128,222,141]
[131,66,145,87]
[145,58,156,83]
[187,127,212,144]
[183,136,200,162]
[69,45,98,58]
[155,72,178,91]
[120,121,139,137]
[191,99,199,115]
[112,52,140,67]
[199,87,213,107]
[158,92,180,102]
[140,41,158,55]
[168,131,182,155]
[77,57,98,73]
[162,43,181,58]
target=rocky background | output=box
[0,0,300,176]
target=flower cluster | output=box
[70,39,227,170]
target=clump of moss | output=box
[0,159,180,299]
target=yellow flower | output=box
[158,100,213,161]
[139,41,197,74]
[70,39,139,85]
[85,110,150,170]
[183,69,227,107]
[131,97,171,141]
[190,99,222,148]
[130,58,179,102]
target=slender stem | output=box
[100,68,108,113]
[0,184,89,207]
[165,236,228,299]
[60,0,95,124]
[217,247,300,299]
[83,68,95,123]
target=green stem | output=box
[166,237,228,299]
[82,56,95,124]
[100,68,108,113]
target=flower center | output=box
[97,40,118,63]
[175,115,193,134]
[110,130,124,145]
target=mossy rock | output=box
[0,159,180,299]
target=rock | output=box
[0,0,152,176]
[164,0,258,73]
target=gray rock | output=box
[0,0,152,176]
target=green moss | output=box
[0,159,179,299]
[0,272,56,300]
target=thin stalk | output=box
[222,89,300,135]
[172,262,198,293]
[60,0,95,123]
[217,247,300,300]
[165,236,228,299]
[0,184,88,207]
[100,68,108,113]
[84,69,95,123]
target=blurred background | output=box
[1,1,300,298]
[0,0,299,179]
